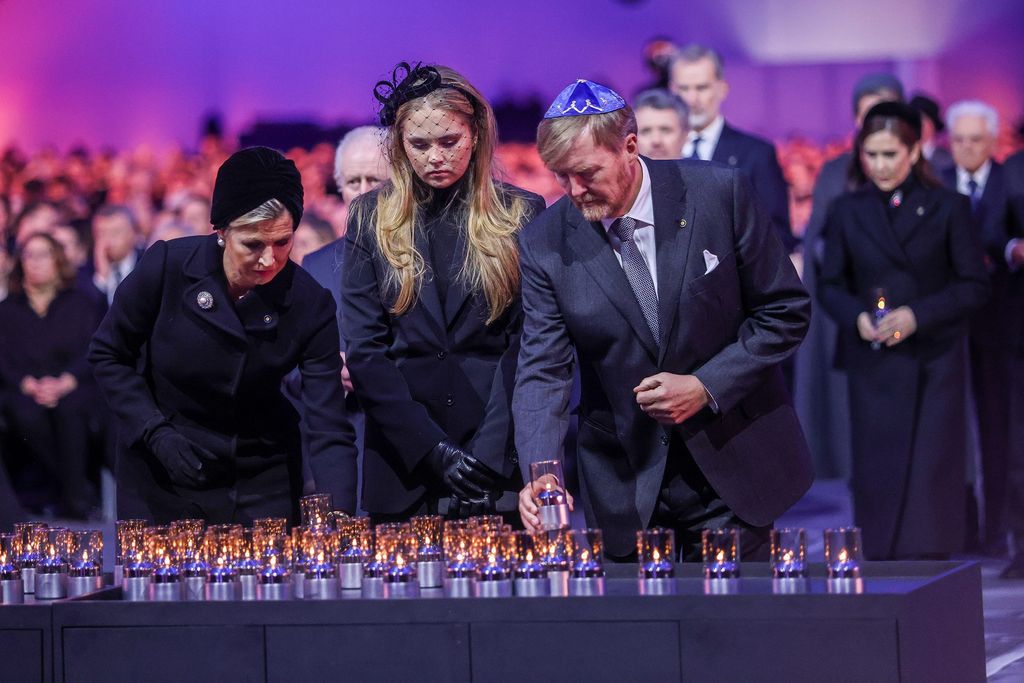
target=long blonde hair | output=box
[362,66,530,324]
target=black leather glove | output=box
[426,441,501,499]
[146,426,218,487]
[447,492,498,519]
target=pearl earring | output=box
[217,235,225,247]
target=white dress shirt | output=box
[600,158,658,295]
[956,159,992,197]
[94,249,138,304]
[682,115,725,161]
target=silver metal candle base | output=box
[205,580,239,601]
[383,580,420,599]
[1,578,24,603]
[417,560,444,588]
[827,577,864,594]
[150,581,182,602]
[444,576,475,598]
[548,569,569,596]
[292,572,306,599]
[36,571,67,600]
[569,575,604,596]
[21,567,36,594]
[515,577,550,597]
[122,575,150,602]
[773,578,810,595]
[305,576,339,600]
[339,562,363,590]
[257,581,293,601]
[239,574,259,601]
[703,578,740,595]
[67,575,104,598]
[639,577,677,596]
[113,564,123,587]
[538,503,570,531]
[361,576,385,599]
[183,576,206,601]
[476,578,513,598]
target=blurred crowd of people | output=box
[2,39,1024,575]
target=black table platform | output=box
[3,561,986,682]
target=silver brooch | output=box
[197,291,214,310]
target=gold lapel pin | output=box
[679,218,687,228]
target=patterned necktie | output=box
[967,178,980,214]
[609,216,659,343]
[688,136,703,160]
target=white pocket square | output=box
[703,249,719,275]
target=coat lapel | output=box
[649,159,695,367]
[182,236,247,342]
[891,184,936,248]
[566,207,659,360]
[442,228,473,328]
[710,123,740,168]
[236,261,294,333]
[852,191,912,268]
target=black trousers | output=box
[649,445,772,563]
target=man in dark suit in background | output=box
[942,100,1012,557]
[298,126,387,511]
[668,44,795,254]
[910,94,955,176]
[89,205,144,305]
[793,73,903,481]
[514,80,813,560]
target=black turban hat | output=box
[862,101,922,141]
[210,147,303,230]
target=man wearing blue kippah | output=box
[513,80,814,560]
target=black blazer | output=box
[301,238,345,344]
[341,184,546,514]
[713,122,795,252]
[514,158,813,556]
[89,235,358,521]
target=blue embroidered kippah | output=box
[543,79,626,119]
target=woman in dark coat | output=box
[342,63,545,522]
[0,232,104,517]
[818,102,989,559]
[89,147,357,524]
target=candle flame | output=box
[838,548,848,562]
[581,549,589,562]
[487,552,497,565]
[396,554,405,568]
[317,550,325,564]
[652,548,660,562]
[877,297,886,310]
[716,549,725,563]
[269,554,277,568]
[782,550,794,563]
[525,549,534,563]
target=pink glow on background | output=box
[0,0,1021,150]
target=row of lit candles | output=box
[0,522,104,601]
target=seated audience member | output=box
[89,204,143,304]
[910,94,954,175]
[177,194,212,236]
[292,213,335,266]
[633,89,688,160]
[0,233,104,518]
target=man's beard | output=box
[688,110,711,130]
[575,196,613,222]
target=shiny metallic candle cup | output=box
[0,563,24,604]
[237,558,261,602]
[256,574,293,601]
[773,578,810,595]
[181,560,208,601]
[476,562,512,598]
[35,557,68,600]
[361,557,387,599]
[122,560,153,602]
[383,563,420,600]
[443,558,477,598]
[149,565,182,602]
[304,562,339,600]
[205,566,239,602]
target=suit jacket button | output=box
[437,350,448,360]
[445,395,455,406]
[661,435,669,446]
[263,315,272,324]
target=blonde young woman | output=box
[342,63,546,522]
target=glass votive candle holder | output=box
[568,529,605,596]
[150,552,182,602]
[824,527,863,580]
[530,460,571,531]
[512,531,549,597]
[540,528,573,596]
[702,528,740,579]
[257,553,293,601]
[383,547,420,600]
[122,549,155,602]
[770,528,808,579]
[411,515,444,588]
[36,529,72,600]
[299,493,334,528]
[362,548,388,599]
[476,531,513,598]
[67,530,104,597]
[0,534,24,604]
[15,523,48,594]
[338,529,372,590]
[638,528,676,595]
[443,522,478,599]
[114,519,146,586]
[304,529,340,600]
[253,517,288,537]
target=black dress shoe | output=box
[999,555,1024,579]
